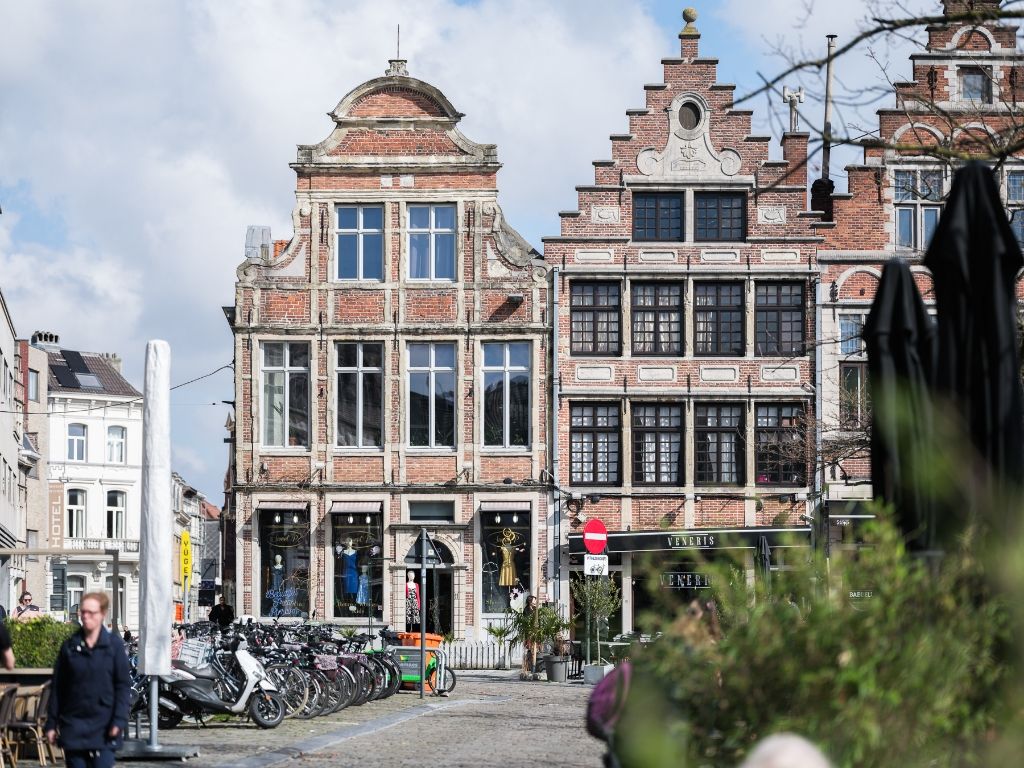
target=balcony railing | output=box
[65,538,140,553]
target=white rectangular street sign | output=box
[584,554,609,576]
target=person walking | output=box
[45,592,130,768]
[14,592,41,621]
[207,596,235,631]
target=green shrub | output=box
[614,517,1013,768]
[5,617,78,668]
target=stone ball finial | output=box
[682,7,698,35]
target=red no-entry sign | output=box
[582,518,608,555]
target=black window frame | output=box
[570,403,621,486]
[632,192,685,242]
[631,282,684,356]
[694,282,744,356]
[632,403,684,486]
[570,282,622,356]
[694,192,746,242]
[755,403,806,486]
[755,282,806,357]
[695,404,744,486]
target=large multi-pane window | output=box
[959,67,992,103]
[259,509,310,618]
[67,423,87,462]
[894,169,942,250]
[66,489,86,538]
[409,204,456,280]
[106,426,126,464]
[839,314,866,356]
[336,205,384,281]
[571,283,621,355]
[336,342,384,448]
[480,513,531,613]
[755,404,806,485]
[695,192,745,241]
[694,283,744,356]
[839,313,869,427]
[1007,170,1024,246]
[632,283,683,355]
[332,512,383,620]
[570,404,620,485]
[262,342,310,448]
[632,404,683,485]
[106,490,126,538]
[755,283,805,356]
[408,343,456,448]
[695,405,743,485]
[632,193,684,241]
[482,342,530,448]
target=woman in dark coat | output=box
[45,591,131,768]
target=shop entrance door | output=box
[423,569,453,636]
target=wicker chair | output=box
[0,685,19,768]
[7,682,58,766]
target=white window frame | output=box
[106,490,126,538]
[894,169,943,251]
[67,489,87,539]
[261,341,311,449]
[67,423,87,462]
[838,311,869,428]
[67,575,85,615]
[335,204,385,281]
[481,342,531,449]
[104,575,127,628]
[335,342,385,449]
[28,369,39,402]
[407,342,457,449]
[1006,169,1024,246]
[106,425,126,464]
[407,204,457,281]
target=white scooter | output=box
[157,636,284,729]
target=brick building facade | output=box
[551,17,818,632]
[227,60,549,639]
[818,0,1024,550]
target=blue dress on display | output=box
[356,572,369,605]
[341,550,359,596]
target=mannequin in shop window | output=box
[339,538,359,603]
[271,555,284,590]
[406,571,421,628]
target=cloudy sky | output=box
[0,0,935,500]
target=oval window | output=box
[679,102,701,131]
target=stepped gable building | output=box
[227,59,549,639]
[551,10,817,629]
[817,0,1024,547]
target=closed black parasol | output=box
[923,161,1024,526]
[864,260,938,550]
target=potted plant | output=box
[485,621,514,670]
[570,574,622,683]
[508,600,573,681]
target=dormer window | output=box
[959,67,992,104]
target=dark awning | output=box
[567,526,811,555]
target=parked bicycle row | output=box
[125,621,455,731]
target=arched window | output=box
[67,423,87,462]
[106,490,126,539]
[107,426,126,463]
[66,489,87,538]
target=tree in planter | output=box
[508,600,572,680]
[571,575,622,665]
[485,621,514,669]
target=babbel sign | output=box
[582,518,608,555]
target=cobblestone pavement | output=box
[117,670,604,768]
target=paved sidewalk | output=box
[117,670,605,768]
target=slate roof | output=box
[47,350,142,398]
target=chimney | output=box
[30,331,60,352]
[99,352,123,375]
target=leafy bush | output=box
[5,616,78,668]
[614,517,1013,768]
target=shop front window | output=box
[480,512,531,614]
[259,509,310,617]
[332,512,383,620]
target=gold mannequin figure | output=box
[499,528,517,587]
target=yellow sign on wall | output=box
[180,530,192,584]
